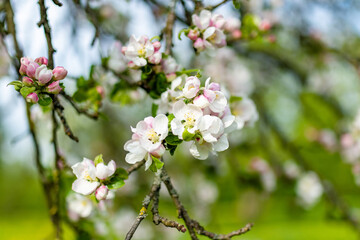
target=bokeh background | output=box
[1,0,360,239]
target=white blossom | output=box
[296,172,323,207]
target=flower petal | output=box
[72,179,100,195]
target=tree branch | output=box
[125,173,162,240]
[60,92,99,120]
[164,0,177,55]
[126,160,146,175]
[161,167,199,240]
[205,0,230,11]
[52,96,79,142]
[192,220,253,239]
[151,181,187,233]
[37,0,56,69]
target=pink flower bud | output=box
[22,76,34,86]
[36,65,53,85]
[166,73,176,81]
[232,30,242,39]
[26,92,39,103]
[96,86,105,99]
[266,35,276,43]
[121,46,127,55]
[52,66,68,80]
[187,29,199,41]
[26,61,39,78]
[95,185,109,201]
[47,81,63,94]
[19,57,31,75]
[208,82,220,91]
[260,20,271,31]
[35,57,48,66]
[128,61,136,68]
[148,51,162,65]
[193,38,205,51]
[152,41,161,51]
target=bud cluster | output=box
[183,10,242,52]
[12,56,68,104]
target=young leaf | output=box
[38,96,53,106]
[182,129,195,141]
[230,96,243,103]
[165,133,183,145]
[94,154,104,166]
[20,87,36,98]
[107,178,125,189]
[7,81,23,87]
[113,168,128,180]
[152,155,164,170]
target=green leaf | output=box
[150,36,161,42]
[182,128,195,141]
[233,0,241,9]
[113,167,128,180]
[152,103,159,117]
[94,154,104,166]
[230,96,243,103]
[73,90,88,102]
[165,133,183,145]
[155,73,169,94]
[149,155,164,172]
[20,87,36,98]
[7,81,23,87]
[107,178,125,189]
[76,76,87,88]
[167,113,175,122]
[169,145,177,156]
[38,95,53,106]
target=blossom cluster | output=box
[185,10,241,52]
[122,35,162,68]
[124,75,240,171]
[71,156,119,201]
[17,56,67,103]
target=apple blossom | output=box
[124,114,168,170]
[26,92,39,103]
[47,81,62,94]
[124,35,154,67]
[107,41,128,73]
[52,66,68,80]
[202,78,227,113]
[67,194,93,220]
[203,27,226,48]
[231,97,258,129]
[152,41,161,51]
[193,38,205,51]
[35,56,48,66]
[22,76,34,86]
[187,29,199,41]
[148,51,162,65]
[95,185,109,201]
[71,158,116,195]
[296,172,323,207]
[171,101,203,139]
[35,65,53,85]
[183,76,201,99]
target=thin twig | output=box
[125,173,162,240]
[161,167,199,240]
[38,0,56,69]
[126,160,146,175]
[52,96,79,142]
[60,92,99,120]
[192,220,253,239]
[151,182,187,233]
[206,0,230,11]
[52,0,63,7]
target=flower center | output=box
[184,113,196,128]
[137,46,146,57]
[84,170,95,181]
[147,128,161,144]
